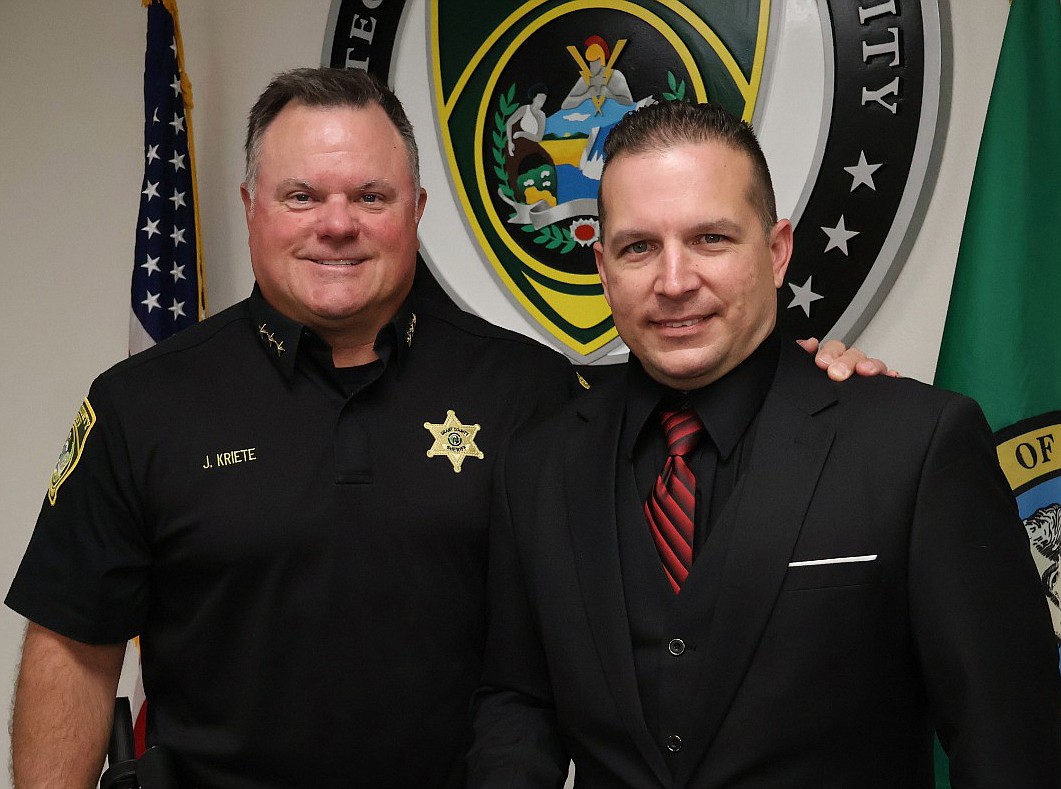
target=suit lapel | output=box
[565,382,672,786]
[675,345,839,782]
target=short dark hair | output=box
[597,101,777,235]
[243,67,420,198]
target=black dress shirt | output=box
[621,330,781,552]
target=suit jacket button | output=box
[668,638,685,656]
[665,734,683,752]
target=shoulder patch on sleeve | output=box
[48,398,96,506]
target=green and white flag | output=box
[933,0,1061,783]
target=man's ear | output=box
[240,183,254,226]
[594,241,613,306]
[415,187,428,224]
[769,218,793,287]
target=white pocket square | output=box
[788,554,877,567]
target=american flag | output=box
[128,0,202,755]
[130,0,203,355]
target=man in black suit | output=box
[468,101,1061,787]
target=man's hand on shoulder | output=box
[798,337,898,382]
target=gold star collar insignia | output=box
[257,323,285,356]
[424,410,484,473]
[405,313,417,347]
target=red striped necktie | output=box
[644,409,706,593]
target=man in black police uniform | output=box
[468,101,1061,787]
[7,70,883,787]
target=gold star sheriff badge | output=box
[424,410,484,473]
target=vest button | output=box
[668,638,686,656]
[665,734,683,752]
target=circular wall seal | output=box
[324,0,945,363]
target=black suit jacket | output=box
[469,342,1061,788]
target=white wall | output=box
[0,1,1009,785]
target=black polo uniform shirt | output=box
[7,285,575,787]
